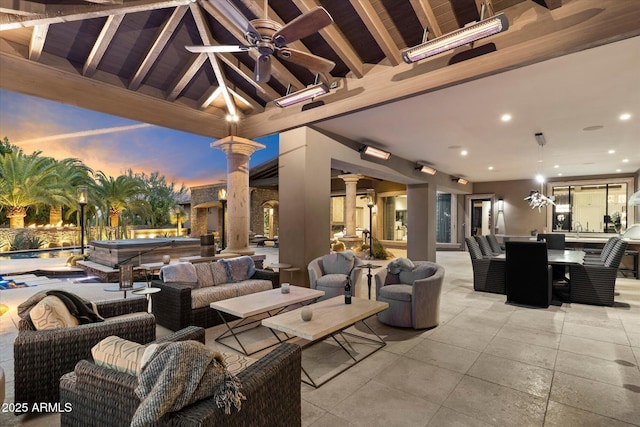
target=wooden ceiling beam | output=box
[229,87,264,114]
[349,0,401,66]
[197,0,303,91]
[28,23,47,61]
[166,52,207,102]
[0,46,229,137]
[238,0,640,139]
[84,0,124,4]
[291,0,364,78]
[129,5,187,90]
[408,0,442,37]
[0,0,192,30]
[83,14,124,77]
[216,52,280,101]
[190,2,236,116]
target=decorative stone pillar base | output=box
[339,235,363,250]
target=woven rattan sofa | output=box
[14,296,154,412]
[151,258,278,331]
[60,339,301,427]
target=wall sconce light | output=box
[361,145,391,160]
[415,162,436,175]
[452,177,468,185]
[498,198,504,212]
[274,75,330,108]
[402,13,509,64]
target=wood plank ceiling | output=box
[1,0,639,140]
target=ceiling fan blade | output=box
[272,7,333,46]
[277,48,335,73]
[254,54,271,83]
[208,0,261,42]
[185,45,250,53]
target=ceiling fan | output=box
[186,0,336,83]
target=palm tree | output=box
[92,172,150,233]
[49,158,94,225]
[0,146,71,228]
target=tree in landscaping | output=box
[127,169,187,227]
[92,172,150,231]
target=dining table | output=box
[494,249,585,266]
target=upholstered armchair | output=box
[307,251,363,300]
[569,239,628,306]
[505,241,552,308]
[374,260,444,329]
[465,237,505,294]
[14,297,155,411]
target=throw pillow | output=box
[29,295,79,330]
[92,336,147,376]
[210,262,229,285]
[159,262,197,283]
[399,263,437,285]
[322,251,354,275]
[194,262,215,288]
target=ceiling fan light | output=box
[402,13,509,63]
[362,145,391,160]
[274,82,329,108]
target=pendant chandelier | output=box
[524,133,556,211]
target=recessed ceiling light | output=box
[557,173,563,176]
[619,113,631,121]
[501,114,511,122]
[554,165,559,168]
[608,149,615,154]
[461,150,468,156]
[616,169,621,172]
[488,166,494,170]
[622,159,629,163]
[583,125,604,131]
[535,174,545,183]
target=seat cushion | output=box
[316,274,348,289]
[399,264,436,285]
[234,279,272,297]
[191,283,238,309]
[378,284,413,302]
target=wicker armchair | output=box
[569,239,628,306]
[60,341,301,427]
[13,297,155,412]
[465,237,505,294]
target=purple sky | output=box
[0,89,279,189]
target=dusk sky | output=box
[0,89,279,190]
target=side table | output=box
[103,283,145,298]
[357,263,383,299]
[133,287,161,312]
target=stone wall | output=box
[251,188,279,237]
[190,184,225,238]
[0,227,79,251]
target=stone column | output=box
[338,174,363,248]
[212,136,265,255]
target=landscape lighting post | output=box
[77,186,88,255]
[366,189,375,259]
[218,188,227,251]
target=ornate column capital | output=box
[211,136,266,157]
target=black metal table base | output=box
[300,318,385,388]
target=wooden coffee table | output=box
[262,296,389,387]
[210,286,325,355]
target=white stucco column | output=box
[212,136,265,255]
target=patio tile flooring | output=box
[1,249,639,426]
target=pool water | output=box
[0,248,80,261]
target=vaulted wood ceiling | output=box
[1,0,638,141]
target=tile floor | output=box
[1,249,639,426]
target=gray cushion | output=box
[220,256,256,282]
[398,263,436,285]
[321,252,354,275]
[378,284,413,302]
[316,274,348,289]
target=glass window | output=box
[382,195,407,241]
[551,182,628,233]
[436,193,452,243]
